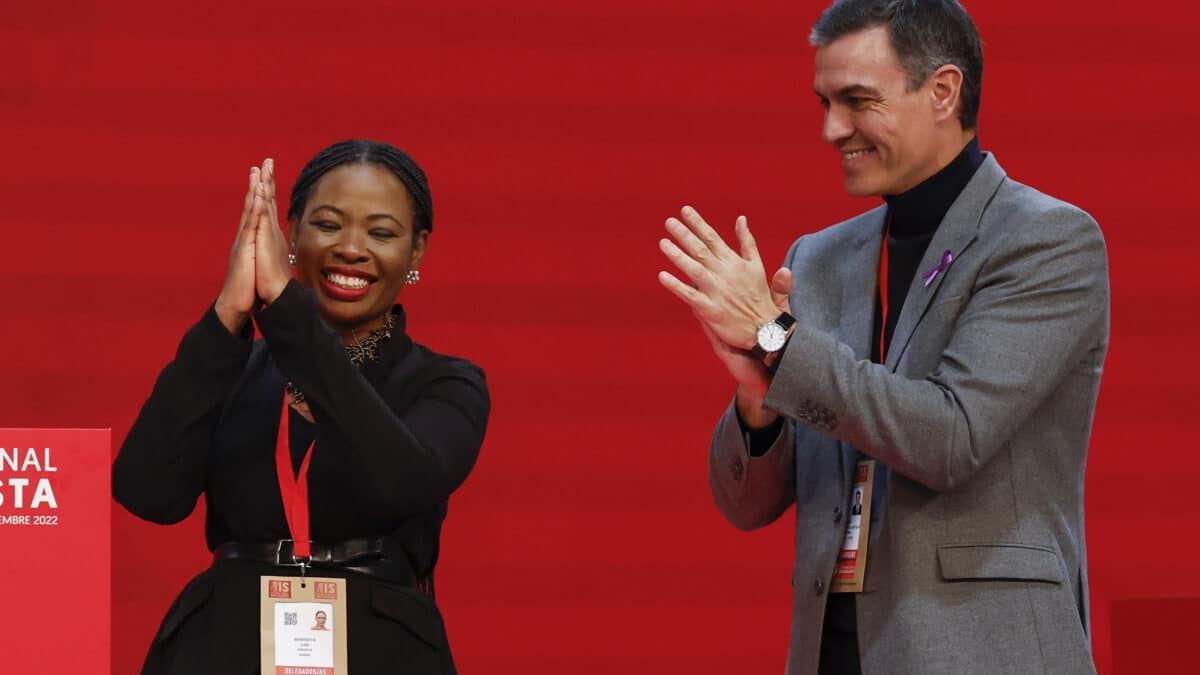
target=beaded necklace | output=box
[285,310,397,405]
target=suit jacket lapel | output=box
[884,154,1008,371]
[838,205,887,361]
[836,206,887,488]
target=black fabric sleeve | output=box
[254,280,490,516]
[112,305,254,524]
[736,408,784,458]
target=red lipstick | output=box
[320,266,377,302]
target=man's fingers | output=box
[659,237,712,287]
[657,270,707,310]
[770,266,793,310]
[679,205,732,257]
[665,217,715,264]
[734,215,762,263]
[770,266,793,295]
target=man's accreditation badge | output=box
[831,460,875,593]
[260,576,349,675]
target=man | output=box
[657,1,1108,674]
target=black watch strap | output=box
[750,312,797,360]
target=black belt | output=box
[212,537,433,597]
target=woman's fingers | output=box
[259,158,284,245]
[239,167,260,231]
[253,159,293,305]
[230,167,261,260]
[216,166,265,332]
[263,158,276,203]
[248,179,267,250]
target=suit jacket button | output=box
[814,578,825,595]
[833,506,842,523]
[731,458,744,481]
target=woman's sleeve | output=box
[111,307,253,523]
[255,280,490,516]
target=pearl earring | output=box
[288,253,296,266]
[405,269,420,285]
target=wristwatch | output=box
[750,312,796,360]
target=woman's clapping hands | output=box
[214,158,293,335]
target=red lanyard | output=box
[877,214,891,363]
[275,393,316,560]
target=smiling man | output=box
[657,2,1108,674]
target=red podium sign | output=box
[1,429,110,674]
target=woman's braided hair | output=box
[288,139,433,236]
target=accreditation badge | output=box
[830,460,875,593]
[261,576,349,675]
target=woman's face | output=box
[289,162,427,338]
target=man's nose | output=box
[821,107,853,145]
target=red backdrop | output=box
[2,1,1197,673]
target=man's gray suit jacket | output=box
[709,154,1108,675]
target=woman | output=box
[113,140,489,674]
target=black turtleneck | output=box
[819,137,984,675]
[872,137,984,362]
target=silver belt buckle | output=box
[275,539,312,576]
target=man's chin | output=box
[843,176,883,199]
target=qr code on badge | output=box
[284,612,297,626]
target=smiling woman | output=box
[287,144,430,338]
[111,140,490,675]
[292,164,424,332]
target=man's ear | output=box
[928,64,964,125]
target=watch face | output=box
[757,322,787,352]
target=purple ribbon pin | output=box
[922,250,954,288]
